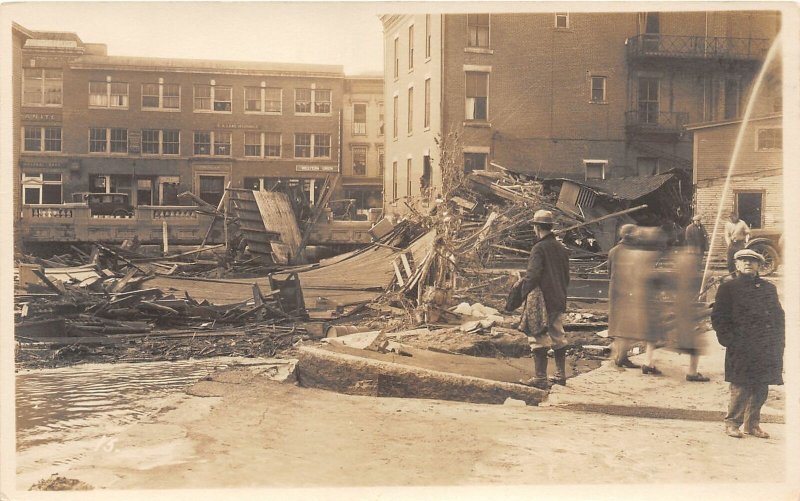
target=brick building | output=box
[381,11,780,215]
[12,23,384,247]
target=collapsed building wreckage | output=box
[14,164,696,370]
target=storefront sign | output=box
[128,130,141,154]
[20,159,68,169]
[296,164,338,172]
[217,123,258,130]
[22,113,61,122]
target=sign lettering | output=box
[296,164,338,172]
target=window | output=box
[393,37,399,79]
[464,153,486,173]
[294,133,330,158]
[23,126,61,152]
[421,155,432,192]
[378,102,385,136]
[425,14,432,59]
[23,68,62,106]
[725,78,741,120]
[142,129,180,155]
[89,128,127,153]
[757,128,782,151]
[584,160,607,180]
[424,78,431,128]
[199,175,226,207]
[352,146,367,175]
[467,14,490,48]
[245,86,282,113]
[591,76,607,103]
[638,77,659,124]
[244,132,281,158]
[295,88,331,114]
[736,192,764,229]
[555,13,569,28]
[193,131,230,156]
[636,157,658,176]
[353,103,367,135]
[392,161,398,201]
[406,158,413,197]
[407,87,414,134]
[378,148,385,176]
[22,172,62,204]
[408,25,414,70]
[393,95,398,139]
[194,84,232,112]
[89,81,129,109]
[142,82,180,110]
[465,72,488,120]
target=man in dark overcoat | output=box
[711,248,785,438]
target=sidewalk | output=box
[545,330,785,423]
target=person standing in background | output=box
[685,215,708,257]
[724,212,750,274]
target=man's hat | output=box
[692,215,701,222]
[532,209,555,225]
[734,248,765,264]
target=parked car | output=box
[72,192,134,217]
[745,227,783,276]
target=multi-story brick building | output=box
[381,11,780,215]
[12,23,384,248]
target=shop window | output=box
[23,68,62,106]
[136,178,154,206]
[21,173,62,204]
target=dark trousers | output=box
[727,241,746,273]
[725,382,769,430]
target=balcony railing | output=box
[625,111,689,134]
[627,34,770,61]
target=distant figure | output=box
[724,212,750,273]
[518,209,571,390]
[608,224,641,369]
[684,215,708,256]
[712,249,784,439]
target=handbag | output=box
[505,278,526,312]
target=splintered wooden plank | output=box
[392,258,405,287]
[400,253,413,278]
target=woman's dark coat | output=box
[711,274,785,385]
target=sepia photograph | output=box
[1,2,798,499]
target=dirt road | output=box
[20,370,788,498]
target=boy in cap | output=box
[518,209,571,390]
[712,248,784,438]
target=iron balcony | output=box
[625,110,689,135]
[626,34,770,62]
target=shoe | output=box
[641,365,662,375]
[519,377,550,390]
[686,373,710,382]
[548,376,567,386]
[744,426,770,439]
[725,424,744,438]
[615,359,641,369]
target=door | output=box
[199,175,225,207]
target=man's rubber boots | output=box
[529,347,550,390]
[550,347,567,386]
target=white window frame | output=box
[408,24,415,71]
[352,103,368,135]
[378,101,385,136]
[244,132,282,158]
[555,13,570,29]
[22,68,63,107]
[407,86,414,135]
[393,36,400,79]
[294,88,332,115]
[294,133,331,159]
[141,81,181,111]
[425,14,432,60]
[89,80,130,109]
[22,126,62,153]
[193,131,231,156]
[141,129,180,156]
[467,14,490,48]
[244,86,283,114]
[22,172,62,205]
[583,159,608,180]
[590,75,607,103]
[424,78,431,129]
[392,95,399,139]
[88,127,128,154]
[755,127,782,151]
[193,83,233,113]
[465,71,489,121]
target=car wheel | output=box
[749,243,779,275]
